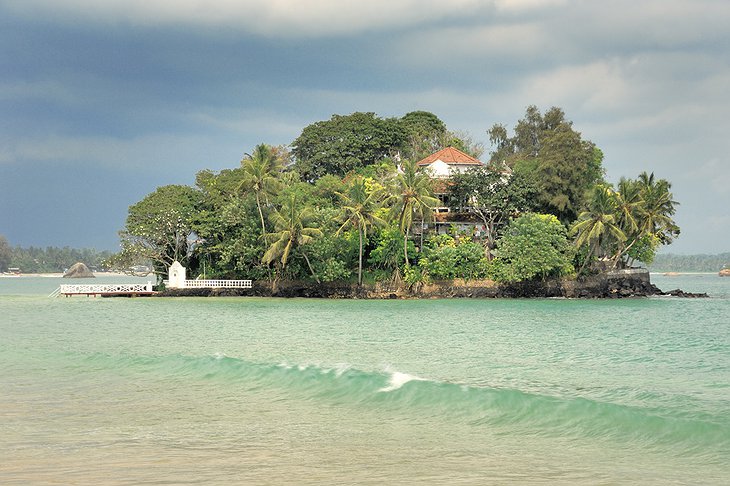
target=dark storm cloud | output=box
[1,1,728,252]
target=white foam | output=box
[333,363,351,377]
[378,371,425,392]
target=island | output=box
[105,107,690,298]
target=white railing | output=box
[162,279,252,289]
[59,282,154,295]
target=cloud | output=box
[2,133,215,172]
[395,22,553,69]
[3,0,487,37]
[493,0,568,12]
[691,158,730,196]
[190,109,305,142]
[0,80,81,104]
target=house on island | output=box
[414,146,487,238]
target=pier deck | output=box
[54,282,156,297]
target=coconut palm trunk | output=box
[255,192,267,241]
[335,176,385,287]
[358,227,364,286]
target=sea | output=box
[1,274,728,485]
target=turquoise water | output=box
[1,274,728,484]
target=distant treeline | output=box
[648,253,730,272]
[0,235,112,273]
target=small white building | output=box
[167,261,187,289]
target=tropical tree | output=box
[609,172,679,267]
[570,185,626,273]
[614,177,642,237]
[636,171,680,244]
[368,226,414,283]
[263,194,323,283]
[113,185,201,278]
[448,164,537,258]
[239,144,283,242]
[492,213,574,282]
[608,177,644,265]
[388,159,439,265]
[400,110,448,161]
[292,112,407,181]
[487,106,605,223]
[0,235,11,272]
[336,176,385,285]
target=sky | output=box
[1,0,729,254]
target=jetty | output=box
[50,262,252,298]
[51,282,155,297]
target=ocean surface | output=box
[1,274,728,484]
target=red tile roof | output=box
[416,146,483,167]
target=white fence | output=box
[163,279,252,289]
[59,282,154,295]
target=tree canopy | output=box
[493,213,574,282]
[2,239,112,273]
[571,172,679,271]
[291,111,483,181]
[448,164,538,257]
[110,184,202,276]
[292,112,406,181]
[0,235,11,272]
[488,105,604,222]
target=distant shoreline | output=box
[0,272,135,278]
[650,272,724,276]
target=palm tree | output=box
[571,185,626,273]
[388,159,439,265]
[336,176,385,286]
[636,172,679,244]
[262,193,323,283]
[610,177,644,265]
[239,144,282,242]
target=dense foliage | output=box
[107,185,201,276]
[492,213,574,282]
[488,106,604,222]
[570,173,679,272]
[292,111,482,182]
[0,235,112,273]
[109,107,682,286]
[0,235,10,272]
[448,164,538,257]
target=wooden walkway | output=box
[50,279,253,297]
[51,282,156,297]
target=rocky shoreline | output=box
[158,269,708,299]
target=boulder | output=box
[63,262,95,278]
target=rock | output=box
[155,270,703,299]
[663,288,708,298]
[63,262,95,278]
[719,268,730,277]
